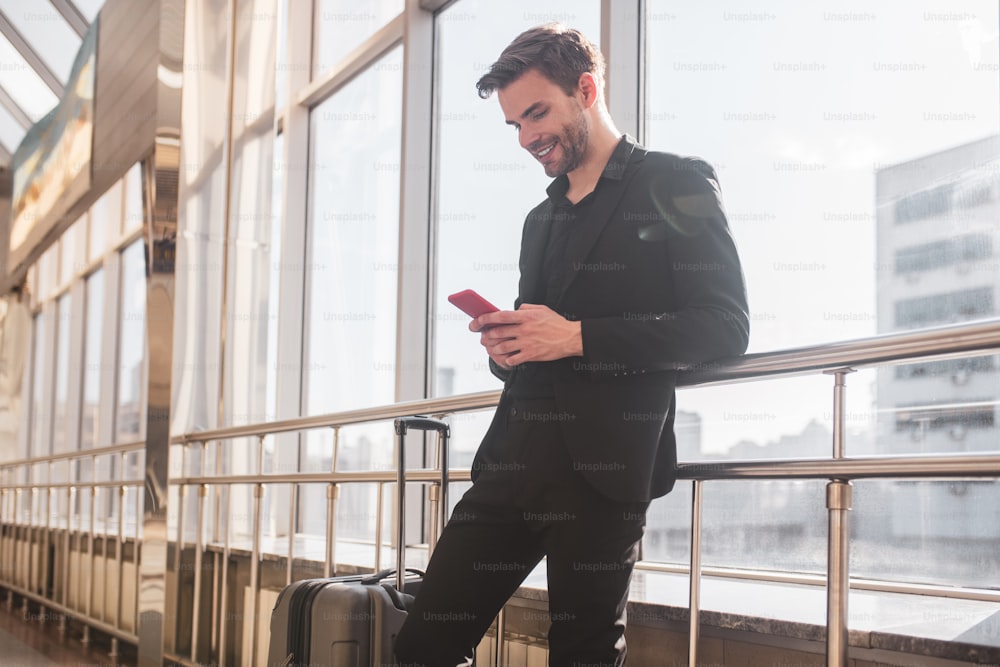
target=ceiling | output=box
[0,0,104,169]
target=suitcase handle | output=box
[394,415,450,437]
[393,416,450,591]
[360,567,425,586]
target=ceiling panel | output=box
[0,35,59,125]
[0,0,82,82]
[0,0,100,169]
[68,0,102,23]
[0,100,22,154]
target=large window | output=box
[644,0,1000,587]
[116,241,146,443]
[312,0,404,77]
[432,0,602,399]
[297,47,404,536]
[153,0,1000,610]
[28,313,47,459]
[305,46,403,415]
[224,0,279,430]
[52,294,72,454]
[80,270,104,449]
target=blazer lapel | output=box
[553,142,647,306]
[517,206,552,306]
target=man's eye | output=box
[532,110,547,121]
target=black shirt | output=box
[507,137,633,399]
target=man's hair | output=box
[475,23,605,99]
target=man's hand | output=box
[470,303,583,368]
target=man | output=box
[395,23,748,666]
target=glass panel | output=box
[432,0,602,396]
[27,263,38,310]
[71,0,105,22]
[275,0,287,110]
[223,0,278,429]
[81,269,104,449]
[88,191,107,263]
[298,422,393,538]
[0,35,59,122]
[304,46,402,416]
[52,294,72,454]
[853,479,1000,588]
[115,240,145,442]
[123,163,144,234]
[58,216,79,286]
[37,244,57,301]
[172,0,228,434]
[0,0,82,82]
[645,0,999,351]
[301,47,403,523]
[0,294,30,462]
[312,0,403,77]
[29,312,46,458]
[644,1,1000,588]
[0,100,24,153]
[266,132,283,419]
[91,179,123,251]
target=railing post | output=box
[688,479,704,667]
[287,483,298,586]
[113,484,126,658]
[826,480,852,667]
[83,483,95,645]
[0,487,7,602]
[248,433,266,667]
[325,483,339,578]
[190,482,208,663]
[61,485,72,635]
[217,485,232,667]
[325,426,340,578]
[24,486,33,614]
[7,488,15,611]
[249,482,264,667]
[825,368,855,667]
[42,484,52,621]
[375,482,385,574]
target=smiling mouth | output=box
[534,142,556,159]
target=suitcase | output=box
[266,416,450,667]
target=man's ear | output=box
[577,72,599,109]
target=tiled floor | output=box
[0,601,134,667]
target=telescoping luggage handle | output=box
[393,416,450,591]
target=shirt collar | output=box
[545,134,637,203]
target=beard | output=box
[542,107,590,178]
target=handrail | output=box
[680,317,1000,384]
[5,318,1000,665]
[170,390,502,444]
[167,318,1000,446]
[0,441,145,470]
[153,317,1000,667]
[674,452,1000,480]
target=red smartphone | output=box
[447,289,500,318]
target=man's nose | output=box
[519,127,537,151]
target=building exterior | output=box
[875,136,1000,548]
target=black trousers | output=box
[394,398,649,667]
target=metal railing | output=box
[0,440,145,657]
[162,318,1000,666]
[2,319,1000,665]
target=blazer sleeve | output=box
[580,158,750,371]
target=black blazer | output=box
[479,136,749,503]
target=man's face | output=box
[497,69,590,178]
